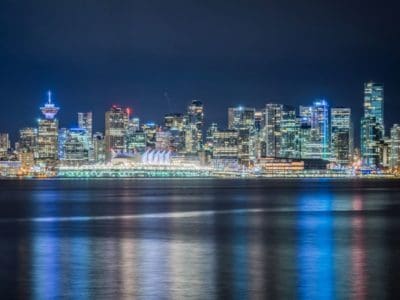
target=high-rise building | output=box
[228,106,255,130]
[93,132,106,163]
[212,130,239,159]
[126,130,146,153]
[299,99,330,159]
[228,106,256,164]
[164,113,186,153]
[142,122,158,149]
[0,133,10,159]
[390,124,400,169]
[361,82,384,168]
[331,108,353,165]
[37,91,60,166]
[62,128,90,166]
[78,112,93,138]
[185,100,204,154]
[264,103,283,157]
[280,107,300,158]
[19,128,37,152]
[105,105,128,161]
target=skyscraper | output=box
[185,100,204,154]
[105,105,129,161]
[37,91,60,166]
[62,128,90,166]
[0,133,10,159]
[78,112,93,138]
[264,103,283,157]
[299,100,330,160]
[331,108,353,165]
[280,106,300,158]
[227,106,256,164]
[19,128,37,152]
[361,82,384,168]
[390,124,400,169]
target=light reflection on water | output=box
[0,179,399,299]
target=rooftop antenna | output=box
[47,90,52,104]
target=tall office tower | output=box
[58,128,69,160]
[155,130,171,150]
[361,117,383,167]
[228,106,256,164]
[37,91,60,166]
[78,112,93,138]
[254,110,265,132]
[126,130,146,153]
[280,106,300,158]
[205,123,218,154]
[164,113,186,153]
[130,117,140,132]
[212,129,239,159]
[228,106,255,130]
[299,100,330,159]
[185,100,204,154]
[361,82,384,168]
[264,103,283,157]
[142,122,158,148]
[0,133,10,159]
[105,105,129,161]
[93,132,106,163]
[62,128,90,166]
[331,108,353,165]
[19,128,37,152]
[390,124,400,169]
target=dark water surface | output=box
[1,179,400,299]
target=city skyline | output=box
[1,1,400,141]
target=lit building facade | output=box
[93,132,106,163]
[264,103,283,157]
[105,106,128,161]
[212,130,239,159]
[331,108,353,165]
[280,107,300,158]
[299,100,330,160]
[185,100,204,154]
[0,133,10,159]
[62,128,90,166]
[37,91,59,166]
[390,124,400,169]
[19,128,37,153]
[361,82,384,168]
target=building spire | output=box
[47,90,52,104]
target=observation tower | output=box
[40,91,59,119]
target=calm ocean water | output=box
[0,179,400,299]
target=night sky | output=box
[1,0,399,144]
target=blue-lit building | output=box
[299,100,330,160]
[361,82,384,168]
[37,91,60,166]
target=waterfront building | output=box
[93,132,106,163]
[62,128,90,166]
[280,106,300,158]
[58,128,69,160]
[254,110,265,132]
[264,103,283,157]
[331,108,353,165]
[390,124,400,169]
[361,116,383,168]
[378,138,391,168]
[19,128,37,152]
[142,122,158,149]
[164,113,186,153]
[212,129,239,159]
[361,82,384,167]
[228,106,255,130]
[78,112,93,139]
[185,100,204,154]
[126,130,146,153]
[105,105,129,161]
[37,91,59,166]
[299,99,330,160]
[155,130,171,150]
[0,133,10,159]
